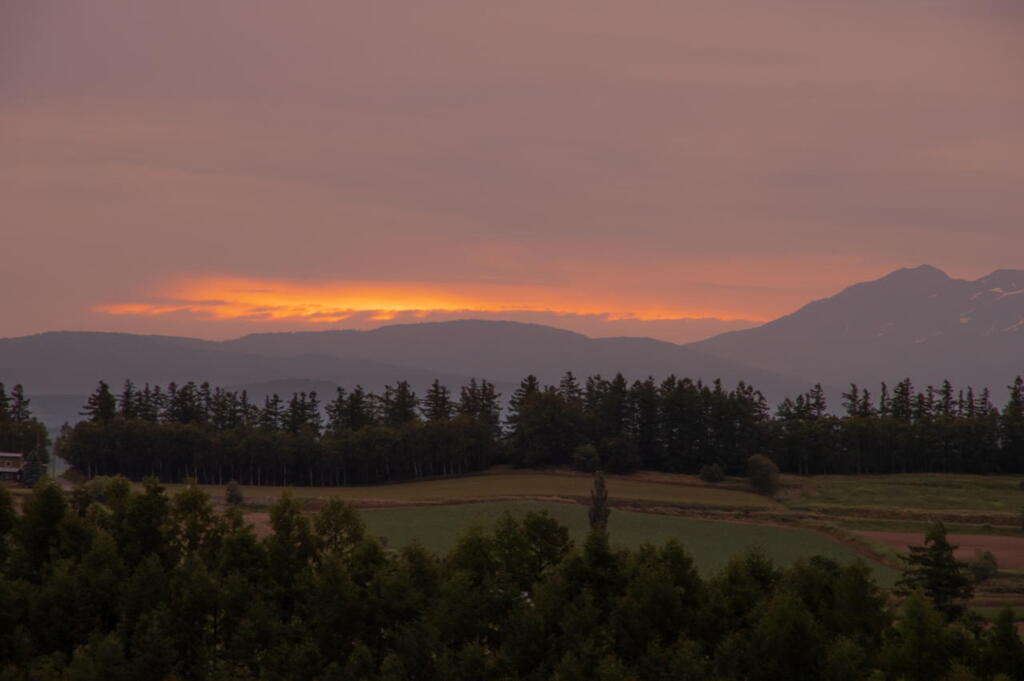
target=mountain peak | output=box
[977,269,1024,290]
[878,264,950,284]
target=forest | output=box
[1,475,1022,681]
[21,372,1022,486]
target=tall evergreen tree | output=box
[588,471,611,533]
[9,384,31,422]
[895,522,973,619]
[422,380,454,422]
[82,380,117,424]
[383,381,419,426]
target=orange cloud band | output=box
[94,276,754,324]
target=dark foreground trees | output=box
[1,477,1022,681]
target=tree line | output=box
[55,379,502,486]
[1,476,1021,681]
[48,373,1024,484]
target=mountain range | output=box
[2,265,1021,429]
[692,265,1024,394]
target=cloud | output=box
[92,275,762,343]
[1,0,1021,340]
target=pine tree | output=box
[325,386,348,433]
[458,379,501,437]
[260,394,283,430]
[383,381,419,426]
[422,380,454,422]
[345,385,376,430]
[9,384,31,422]
[1002,377,1024,469]
[558,371,584,404]
[808,384,828,419]
[119,379,137,420]
[82,380,117,423]
[878,382,892,417]
[588,471,611,533]
[0,382,9,422]
[892,379,914,420]
[938,380,956,419]
[842,384,861,418]
[895,522,973,619]
[509,375,541,417]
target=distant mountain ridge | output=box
[5,266,1021,431]
[1,323,807,430]
[690,265,1024,393]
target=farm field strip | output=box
[322,500,901,586]
[859,530,1024,570]
[785,473,1024,513]
[169,471,780,509]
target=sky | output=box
[2,0,1022,344]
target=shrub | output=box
[699,463,725,483]
[968,550,998,583]
[747,454,780,496]
[225,480,244,506]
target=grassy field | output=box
[785,474,1024,514]
[169,469,780,510]
[356,500,899,586]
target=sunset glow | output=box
[95,276,754,327]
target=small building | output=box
[0,452,24,482]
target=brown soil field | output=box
[860,531,1024,569]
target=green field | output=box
[786,474,1024,514]
[360,500,899,586]
[174,470,779,510]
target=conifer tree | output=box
[0,383,9,422]
[116,379,136,420]
[9,384,31,422]
[588,471,611,533]
[259,394,283,430]
[422,380,454,422]
[345,385,376,430]
[842,384,861,417]
[895,522,973,619]
[325,387,348,433]
[383,381,418,426]
[1003,377,1024,467]
[558,371,584,404]
[508,375,541,417]
[82,380,117,424]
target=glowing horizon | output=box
[94,276,765,327]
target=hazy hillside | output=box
[691,265,1024,394]
[222,320,808,397]
[1,324,810,429]
[0,331,484,429]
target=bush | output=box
[225,480,244,506]
[968,550,998,583]
[747,454,780,496]
[699,463,725,483]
